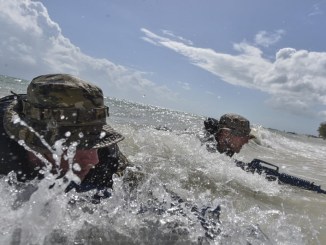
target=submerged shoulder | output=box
[0,94,26,104]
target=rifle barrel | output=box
[235,159,326,195]
[278,173,325,193]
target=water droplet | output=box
[100,132,106,139]
[73,163,81,171]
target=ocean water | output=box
[0,75,325,245]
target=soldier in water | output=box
[202,113,255,157]
[0,74,130,194]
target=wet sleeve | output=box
[0,95,29,176]
[97,145,145,190]
[97,144,131,177]
[115,146,132,177]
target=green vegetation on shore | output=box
[318,122,326,139]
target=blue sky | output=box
[0,0,326,135]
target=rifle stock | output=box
[235,159,326,194]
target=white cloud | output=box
[308,3,323,17]
[177,81,191,90]
[254,30,285,47]
[162,29,194,46]
[0,0,177,106]
[141,28,326,118]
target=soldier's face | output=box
[228,134,250,153]
[216,129,250,154]
[70,149,99,180]
[28,149,99,181]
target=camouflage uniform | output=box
[0,74,129,192]
[0,95,30,179]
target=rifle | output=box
[235,159,326,194]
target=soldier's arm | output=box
[113,145,146,190]
[115,149,132,177]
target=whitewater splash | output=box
[0,75,325,244]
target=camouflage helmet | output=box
[218,113,252,137]
[4,74,124,152]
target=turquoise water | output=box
[0,75,325,244]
